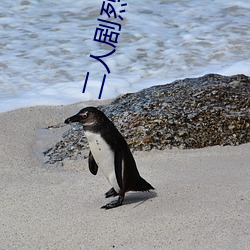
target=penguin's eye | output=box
[79,112,88,119]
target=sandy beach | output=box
[0,101,249,249]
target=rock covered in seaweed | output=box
[44,74,250,163]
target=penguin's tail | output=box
[132,176,154,192]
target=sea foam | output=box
[0,0,249,112]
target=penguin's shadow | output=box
[122,191,157,208]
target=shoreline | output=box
[0,102,249,249]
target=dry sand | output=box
[0,101,249,249]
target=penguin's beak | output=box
[64,114,81,124]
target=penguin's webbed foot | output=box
[101,196,124,209]
[105,187,118,198]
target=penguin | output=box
[65,107,154,209]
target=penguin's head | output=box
[65,107,109,129]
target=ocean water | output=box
[0,0,250,112]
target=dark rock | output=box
[43,74,250,163]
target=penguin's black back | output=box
[102,123,154,192]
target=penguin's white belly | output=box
[85,131,120,193]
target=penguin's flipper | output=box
[105,187,118,198]
[101,196,124,209]
[88,151,98,175]
[114,146,124,190]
